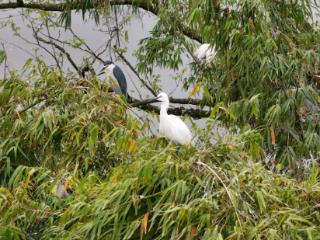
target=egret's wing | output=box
[113,65,127,95]
[205,46,216,63]
[194,43,216,64]
[194,43,210,61]
[167,115,192,145]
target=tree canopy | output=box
[1,0,320,239]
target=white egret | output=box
[194,43,216,65]
[146,92,193,145]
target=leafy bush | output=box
[1,69,320,239]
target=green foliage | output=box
[0,50,5,65]
[1,134,320,239]
[133,0,320,168]
[1,67,320,239]
[0,61,140,183]
[1,0,320,239]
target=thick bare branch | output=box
[128,97,210,119]
[0,0,202,42]
[131,102,210,119]
[169,97,209,106]
[0,0,144,11]
[0,1,66,11]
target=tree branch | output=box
[0,0,142,11]
[133,103,210,119]
[128,98,210,119]
[35,34,82,76]
[113,48,212,107]
[0,1,66,11]
[169,97,209,106]
[114,48,157,96]
[0,0,202,42]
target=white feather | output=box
[157,92,193,145]
[194,43,216,64]
[104,63,116,80]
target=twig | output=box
[44,19,62,69]
[113,5,121,47]
[69,28,104,63]
[196,160,242,227]
[35,34,81,76]
[0,37,35,57]
[19,97,46,114]
[114,48,157,96]
[114,48,212,107]
[111,49,143,99]
[1,43,9,78]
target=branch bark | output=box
[0,0,148,11]
[0,1,67,11]
[128,98,211,119]
[0,0,202,42]
[113,48,212,107]
[132,103,210,119]
[1,0,210,118]
[35,34,82,76]
[114,48,157,97]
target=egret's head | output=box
[156,92,169,104]
[142,92,170,108]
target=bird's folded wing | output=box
[167,115,192,144]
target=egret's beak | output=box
[98,67,105,76]
[142,96,160,104]
[130,96,160,108]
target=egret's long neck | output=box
[160,102,169,117]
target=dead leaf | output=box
[191,226,197,238]
[142,213,149,234]
[283,34,293,45]
[127,139,137,153]
[248,18,255,28]
[270,126,276,145]
[188,83,201,98]
[64,176,72,191]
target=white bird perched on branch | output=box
[146,92,193,145]
[194,43,216,65]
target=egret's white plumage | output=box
[156,92,193,145]
[194,43,216,65]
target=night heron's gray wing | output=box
[113,65,127,96]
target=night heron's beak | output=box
[98,67,105,76]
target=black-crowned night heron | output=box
[99,60,128,97]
